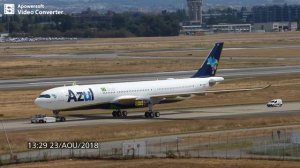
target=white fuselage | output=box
[35,77,224,111]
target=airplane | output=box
[34,42,268,119]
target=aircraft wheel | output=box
[112,111,117,118]
[149,112,155,118]
[145,112,149,118]
[117,111,122,117]
[122,111,128,117]
[155,112,160,118]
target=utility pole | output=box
[1,119,13,157]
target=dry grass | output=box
[1,32,300,56]
[1,57,300,79]
[1,32,300,79]
[0,89,48,118]
[1,74,300,119]
[3,158,300,168]
[1,112,300,155]
[126,47,300,57]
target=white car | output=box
[267,99,283,107]
[31,114,56,123]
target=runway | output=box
[1,65,300,90]
[2,102,300,132]
[10,45,300,58]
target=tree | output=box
[1,10,183,38]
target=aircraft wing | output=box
[204,85,271,94]
[150,85,271,99]
[111,85,270,105]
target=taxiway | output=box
[1,66,300,90]
[2,102,299,132]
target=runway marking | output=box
[28,81,75,85]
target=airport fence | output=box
[1,128,300,165]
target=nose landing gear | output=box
[52,110,66,122]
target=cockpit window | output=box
[39,94,51,98]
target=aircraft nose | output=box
[34,97,51,109]
[34,98,42,107]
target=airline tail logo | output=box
[207,56,219,75]
[4,4,15,15]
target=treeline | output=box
[0,9,187,38]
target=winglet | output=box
[191,42,224,78]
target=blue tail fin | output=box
[191,42,224,78]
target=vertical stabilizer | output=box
[191,42,224,78]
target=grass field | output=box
[1,32,300,79]
[1,57,300,79]
[1,111,300,155]
[3,158,300,168]
[125,47,300,57]
[1,32,300,55]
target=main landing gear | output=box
[111,102,160,119]
[111,109,160,119]
[112,110,128,118]
[144,111,160,118]
[144,103,160,119]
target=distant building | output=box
[0,33,9,42]
[0,33,9,38]
[239,7,253,23]
[212,24,252,33]
[180,25,209,35]
[187,0,203,24]
[182,0,205,35]
[252,5,300,23]
[253,22,298,32]
[273,0,287,5]
[180,23,252,35]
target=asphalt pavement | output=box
[2,102,299,132]
[1,65,300,90]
